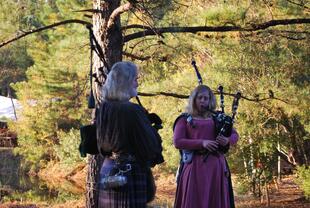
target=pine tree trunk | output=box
[86,154,104,208]
[86,1,122,208]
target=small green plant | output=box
[295,165,310,199]
[233,175,251,195]
[54,129,84,168]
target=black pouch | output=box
[101,163,132,190]
[79,124,98,157]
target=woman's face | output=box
[195,90,210,115]
[130,74,139,98]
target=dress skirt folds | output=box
[174,153,231,208]
[98,158,148,208]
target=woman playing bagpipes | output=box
[173,84,239,208]
[96,61,164,208]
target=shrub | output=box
[54,129,84,168]
[295,165,310,199]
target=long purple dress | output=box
[173,117,238,208]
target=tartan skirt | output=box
[98,158,148,208]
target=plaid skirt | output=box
[98,158,148,208]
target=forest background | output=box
[0,0,309,206]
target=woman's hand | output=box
[202,140,218,152]
[216,135,230,146]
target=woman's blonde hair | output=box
[186,85,217,117]
[102,61,138,101]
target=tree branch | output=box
[0,19,91,48]
[72,9,104,13]
[124,18,310,42]
[286,0,310,10]
[123,52,151,61]
[122,24,152,31]
[139,91,188,99]
[276,148,297,167]
[138,91,290,103]
[107,2,132,30]
[201,29,310,40]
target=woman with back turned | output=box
[96,61,164,208]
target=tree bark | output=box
[86,154,103,208]
[86,1,123,208]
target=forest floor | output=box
[234,176,310,208]
[0,173,309,208]
[151,173,310,208]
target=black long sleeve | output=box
[96,101,164,166]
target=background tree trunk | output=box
[86,1,122,207]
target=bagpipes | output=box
[191,60,241,149]
[79,26,163,157]
[214,85,241,138]
[176,61,241,163]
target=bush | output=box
[295,165,310,199]
[54,129,84,168]
[233,175,252,195]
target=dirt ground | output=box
[152,174,309,207]
[1,174,309,208]
[151,173,310,207]
[235,176,310,208]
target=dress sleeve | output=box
[229,128,239,145]
[173,117,204,150]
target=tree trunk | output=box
[86,154,104,208]
[86,1,122,208]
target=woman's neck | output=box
[193,111,213,119]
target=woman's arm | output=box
[173,118,204,150]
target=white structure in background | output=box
[0,96,21,121]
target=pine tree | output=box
[9,0,91,171]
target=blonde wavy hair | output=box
[102,61,138,101]
[186,85,217,118]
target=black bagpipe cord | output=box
[86,25,111,109]
[87,27,95,109]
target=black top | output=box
[96,100,164,166]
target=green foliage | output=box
[234,175,252,195]
[5,0,91,170]
[295,166,310,199]
[54,129,84,168]
[13,137,49,172]
[0,0,35,96]
[0,43,33,96]
[203,5,249,24]
[2,184,81,205]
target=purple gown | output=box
[173,117,238,208]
